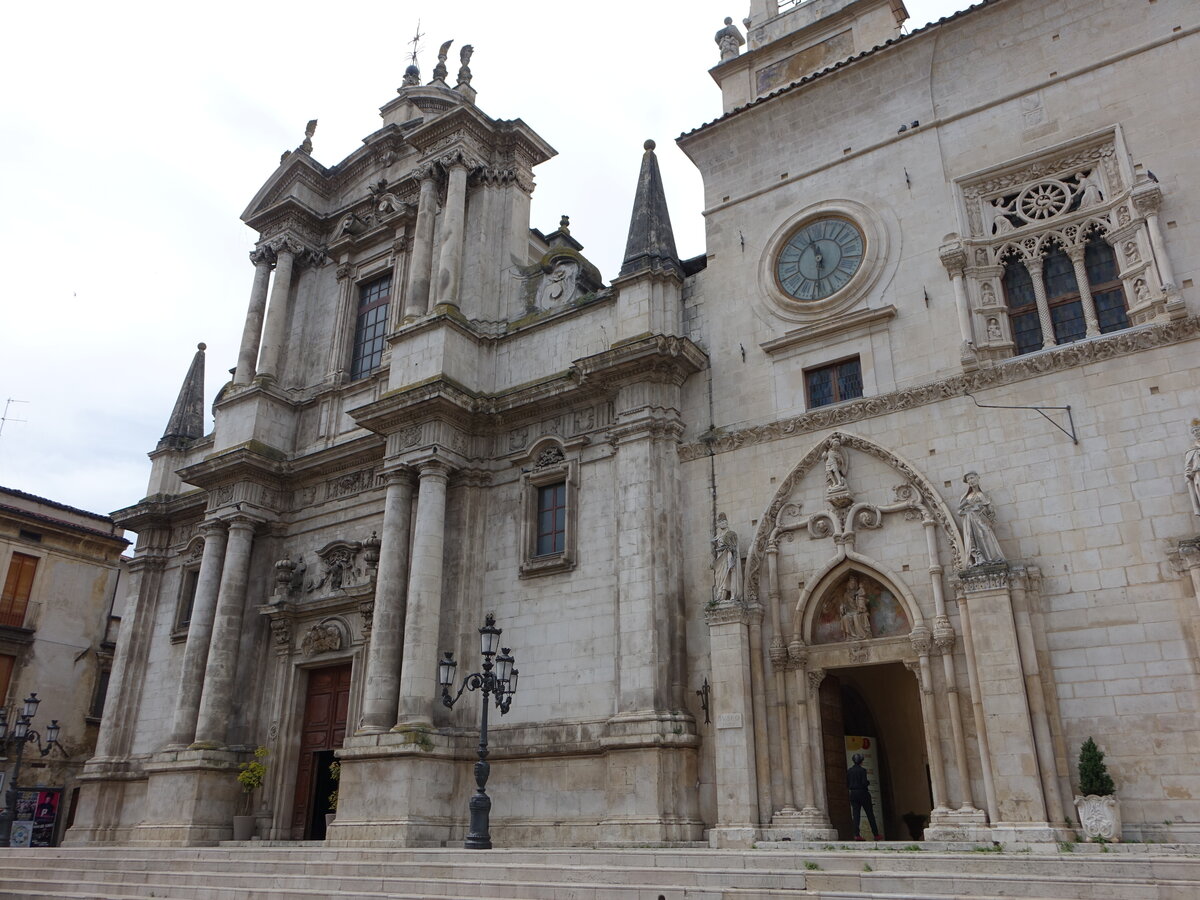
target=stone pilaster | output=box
[433,157,471,311]
[395,460,452,726]
[359,468,416,732]
[166,519,229,747]
[233,247,276,385]
[192,515,258,747]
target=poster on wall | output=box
[0,788,62,848]
[844,735,885,840]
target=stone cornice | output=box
[680,315,1200,461]
[760,305,897,356]
[284,434,386,481]
[177,444,288,491]
[111,492,207,532]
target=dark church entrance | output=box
[290,663,352,840]
[820,662,931,840]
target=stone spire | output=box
[618,140,681,279]
[158,343,207,450]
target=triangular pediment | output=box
[241,150,332,226]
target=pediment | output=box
[241,151,333,226]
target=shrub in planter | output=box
[1073,738,1120,842]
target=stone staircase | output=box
[0,843,1197,899]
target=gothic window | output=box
[520,440,578,577]
[953,129,1174,363]
[0,552,38,628]
[349,274,391,380]
[805,357,863,409]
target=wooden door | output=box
[290,663,352,839]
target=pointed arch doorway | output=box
[819,663,931,840]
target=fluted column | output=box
[1023,255,1056,350]
[1067,245,1101,338]
[359,469,416,732]
[939,243,975,348]
[395,460,452,726]
[234,248,276,384]
[166,520,229,747]
[433,160,469,310]
[405,172,438,318]
[256,240,299,381]
[192,516,257,747]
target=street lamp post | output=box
[438,613,518,850]
[0,693,64,847]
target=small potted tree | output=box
[325,760,340,834]
[234,746,268,841]
[1073,737,1120,841]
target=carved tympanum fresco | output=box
[812,572,909,645]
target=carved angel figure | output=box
[1184,421,1200,518]
[958,471,1005,566]
[712,513,742,605]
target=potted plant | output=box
[233,745,268,841]
[1073,737,1120,841]
[325,760,340,834]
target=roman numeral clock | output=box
[775,217,865,301]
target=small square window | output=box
[805,357,863,409]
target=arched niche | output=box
[799,558,920,646]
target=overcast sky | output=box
[0,0,971,524]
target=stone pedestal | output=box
[129,749,243,846]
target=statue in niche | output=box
[980,282,997,307]
[1135,279,1151,304]
[825,437,848,490]
[986,317,1003,341]
[715,17,745,61]
[839,575,873,641]
[711,513,742,605]
[1184,419,1200,518]
[536,259,580,309]
[958,471,1005,566]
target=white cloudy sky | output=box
[0,0,971,522]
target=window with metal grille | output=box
[1003,233,1127,355]
[535,482,567,557]
[805,357,863,410]
[0,552,38,628]
[350,274,392,380]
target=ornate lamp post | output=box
[0,693,64,846]
[438,614,518,850]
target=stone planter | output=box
[1074,794,1121,842]
[232,815,256,842]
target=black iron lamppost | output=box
[438,613,518,850]
[0,693,64,847]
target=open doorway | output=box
[820,662,931,840]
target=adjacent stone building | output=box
[70,0,1200,847]
[0,487,127,844]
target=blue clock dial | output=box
[776,218,865,301]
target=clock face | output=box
[776,217,865,301]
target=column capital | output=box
[1131,181,1162,216]
[249,246,277,267]
[909,623,932,655]
[434,147,483,173]
[381,465,417,487]
[939,240,968,274]
[1022,254,1044,276]
[415,458,454,480]
[198,518,229,538]
[806,667,826,695]
[225,513,262,534]
[1066,243,1087,263]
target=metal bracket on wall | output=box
[964,392,1078,444]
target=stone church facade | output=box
[69,0,1200,847]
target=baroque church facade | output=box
[70,0,1200,847]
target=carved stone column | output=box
[908,630,948,813]
[939,242,976,352]
[1022,255,1056,350]
[192,515,258,747]
[405,170,438,319]
[433,158,471,311]
[359,468,416,732]
[805,667,831,820]
[1067,245,1101,338]
[1133,183,1177,293]
[166,519,229,747]
[234,247,276,385]
[395,460,452,726]
[256,239,300,381]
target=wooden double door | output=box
[290,663,352,840]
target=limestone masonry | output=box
[69,0,1200,848]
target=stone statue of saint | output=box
[839,575,872,641]
[1184,420,1200,518]
[825,437,848,491]
[958,471,1005,566]
[715,17,745,61]
[712,513,742,604]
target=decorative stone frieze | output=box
[957,562,1012,593]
